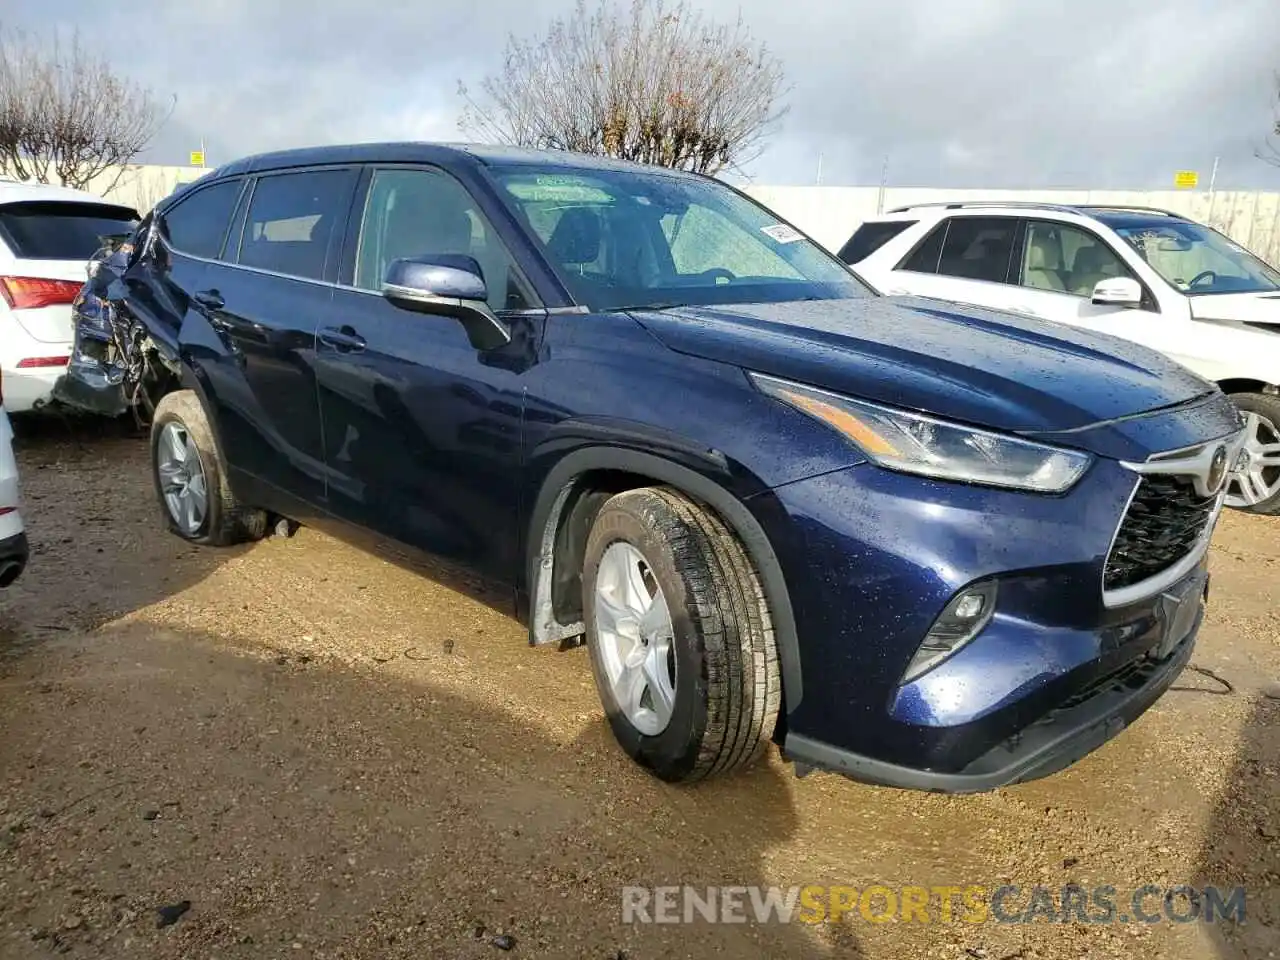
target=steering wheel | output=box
[1188,270,1217,289]
[697,268,737,284]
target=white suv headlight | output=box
[751,373,1093,494]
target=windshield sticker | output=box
[761,223,804,244]
[505,181,613,203]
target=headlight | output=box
[750,373,1092,493]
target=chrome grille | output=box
[1104,475,1217,593]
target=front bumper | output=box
[784,587,1201,792]
[751,420,1232,792]
[0,531,29,587]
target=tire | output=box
[582,486,781,783]
[150,390,267,545]
[1226,392,1280,515]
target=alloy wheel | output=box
[1225,412,1280,508]
[593,541,677,736]
[156,421,209,536]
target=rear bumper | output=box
[783,606,1199,793]
[1,310,72,414]
[0,531,28,587]
[48,296,130,417]
[0,365,67,413]
[52,365,129,417]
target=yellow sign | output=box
[190,150,205,167]
[1174,170,1198,189]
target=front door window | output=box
[354,168,534,312]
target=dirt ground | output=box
[0,417,1275,960]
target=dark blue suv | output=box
[70,143,1245,791]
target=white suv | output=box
[0,178,138,414]
[844,202,1280,514]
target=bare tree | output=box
[1264,74,1280,168]
[0,26,170,192]
[459,0,788,175]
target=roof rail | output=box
[1075,205,1187,219]
[884,200,1088,216]
[883,200,1193,222]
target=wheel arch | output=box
[1217,378,1280,397]
[525,446,804,714]
[175,361,233,463]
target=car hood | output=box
[628,295,1214,434]
[1188,291,1280,325]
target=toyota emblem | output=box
[1208,445,1229,493]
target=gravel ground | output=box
[0,417,1276,960]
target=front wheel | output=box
[582,486,781,783]
[1225,393,1280,515]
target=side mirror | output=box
[382,255,511,351]
[1091,276,1143,308]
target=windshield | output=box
[1113,221,1280,296]
[487,164,870,311]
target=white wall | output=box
[1,163,205,212]
[743,185,1280,266]
[89,164,205,212]
[18,162,1279,267]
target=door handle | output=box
[319,325,367,352]
[193,288,224,310]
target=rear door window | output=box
[161,180,244,260]
[936,216,1017,283]
[838,220,917,264]
[237,169,354,282]
[0,201,139,260]
[897,221,947,274]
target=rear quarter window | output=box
[161,179,245,260]
[837,220,917,264]
[0,201,139,260]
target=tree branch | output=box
[458,0,787,175]
[0,26,169,190]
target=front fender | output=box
[523,439,805,714]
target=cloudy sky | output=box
[7,0,1280,189]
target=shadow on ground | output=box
[0,622,854,958]
[1194,693,1280,959]
[0,414,249,659]
[6,410,523,638]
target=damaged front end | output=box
[51,222,172,424]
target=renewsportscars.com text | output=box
[620,884,1247,926]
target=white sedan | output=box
[0,178,138,414]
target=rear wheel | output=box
[1225,392,1280,515]
[582,486,780,783]
[150,390,267,545]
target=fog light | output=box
[900,581,998,684]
